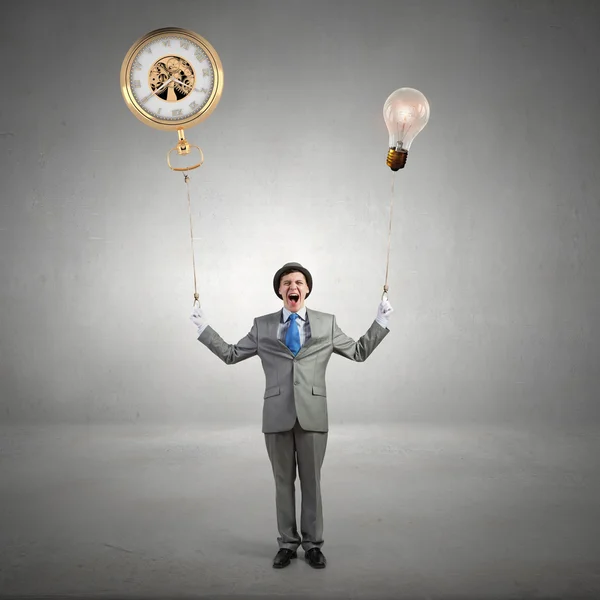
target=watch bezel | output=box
[120,27,224,131]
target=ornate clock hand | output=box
[172,78,190,89]
[139,77,173,104]
[172,78,202,93]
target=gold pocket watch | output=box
[120,26,223,170]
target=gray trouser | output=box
[264,418,328,552]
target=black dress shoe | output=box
[273,548,297,568]
[305,547,326,569]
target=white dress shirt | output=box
[278,306,312,348]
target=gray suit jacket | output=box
[198,307,390,433]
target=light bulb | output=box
[383,87,430,170]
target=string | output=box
[383,170,396,300]
[183,171,200,307]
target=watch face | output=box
[121,27,223,131]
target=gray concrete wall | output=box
[1,0,599,428]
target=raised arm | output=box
[191,306,258,365]
[332,300,393,362]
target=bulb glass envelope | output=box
[383,88,430,151]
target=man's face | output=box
[279,271,310,312]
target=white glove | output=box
[376,299,394,328]
[190,306,209,336]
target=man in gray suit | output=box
[190,262,393,569]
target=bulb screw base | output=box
[386,148,408,171]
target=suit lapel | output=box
[271,310,292,356]
[296,308,318,357]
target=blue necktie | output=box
[285,313,301,355]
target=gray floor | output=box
[1,422,599,599]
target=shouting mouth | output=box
[288,293,300,306]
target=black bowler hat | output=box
[273,262,313,299]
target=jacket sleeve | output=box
[197,320,258,365]
[332,315,390,362]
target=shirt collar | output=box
[282,306,307,322]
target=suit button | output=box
[294,381,299,385]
